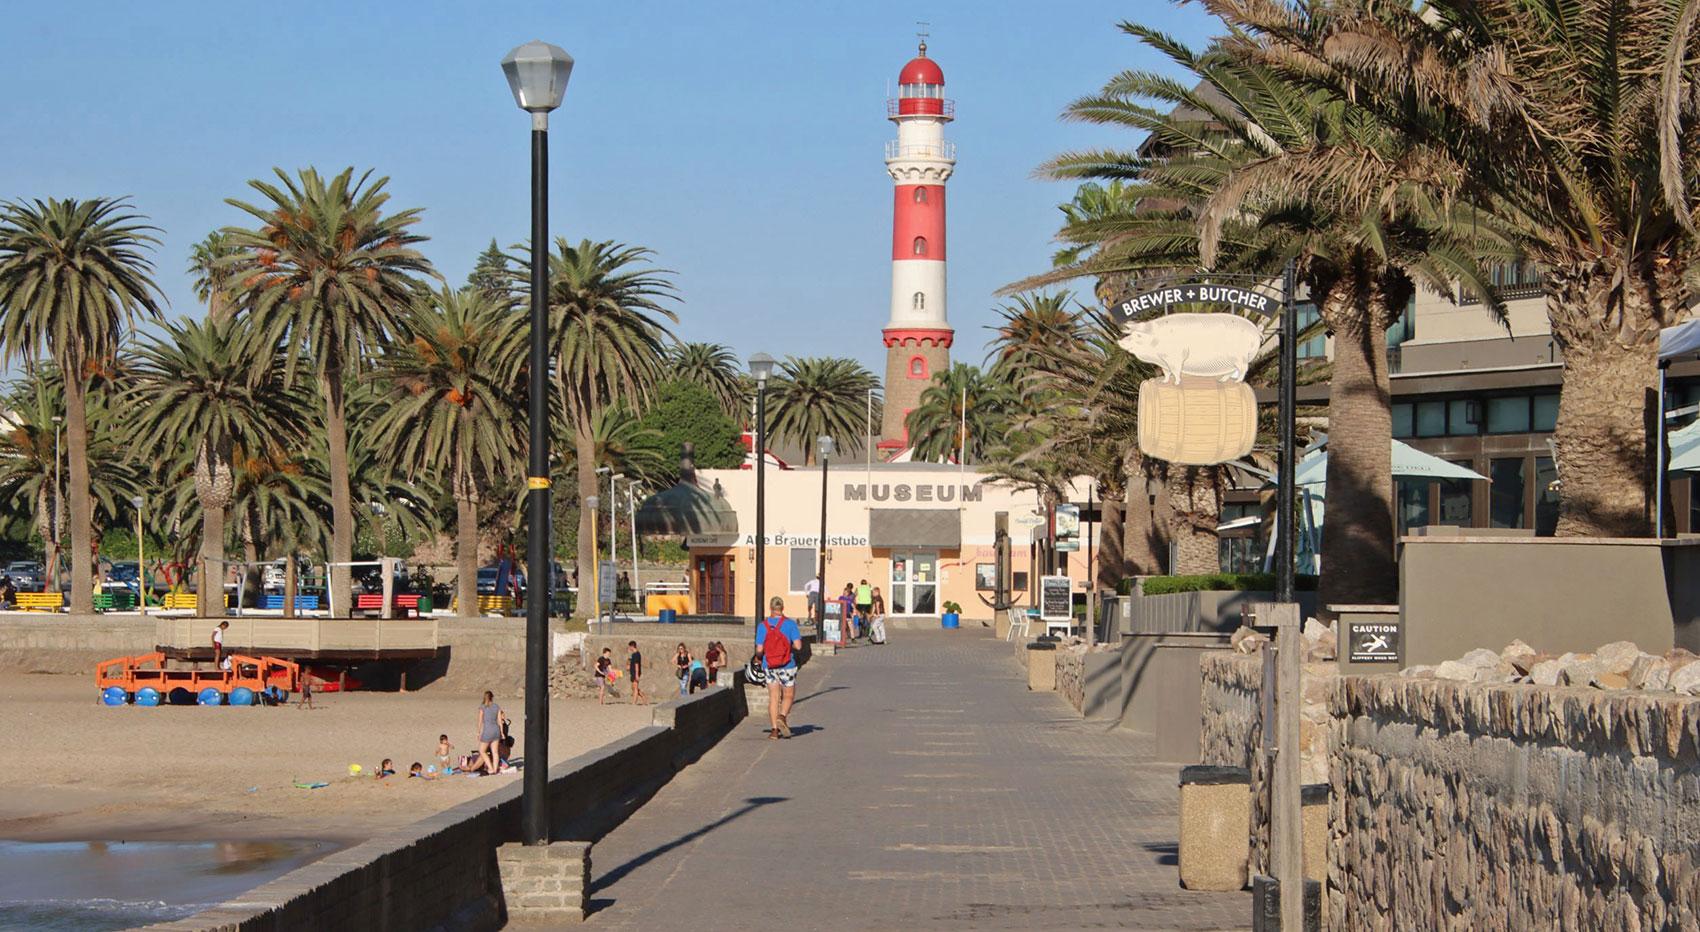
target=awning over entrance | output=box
[868,508,962,550]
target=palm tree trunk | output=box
[320,367,354,615]
[1166,465,1221,575]
[1546,263,1674,537]
[576,422,597,621]
[283,556,298,619]
[200,494,227,618]
[1317,271,1399,606]
[1122,446,1164,575]
[454,439,480,619]
[242,503,263,604]
[1097,486,1126,591]
[62,373,95,614]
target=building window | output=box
[975,563,997,591]
[1535,456,1559,536]
[788,547,817,593]
[912,291,925,311]
[1392,403,1414,439]
[912,236,928,256]
[913,187,928,204]
[1397,478,1431,534]
[1294,302,1326,360]
[1437,465,1474,526]
[1533,394,1559,432]
[1415,401,1447,437]
[1486,396,1531,434]
[909,356,928,379]
[1446,399,1480,436]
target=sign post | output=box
[1039,574,1071,626]
[598,560,617,623]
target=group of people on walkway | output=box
[806,577,885,643]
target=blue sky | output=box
[3,1,1219,376]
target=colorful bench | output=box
[257,594,321,611]
[353,593,424,617]
[92,591,138,611]
[16,591,63,612]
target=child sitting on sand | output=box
[408,762,434,780]
[376,758,396,779]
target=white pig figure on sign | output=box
[1119,313,1262,384]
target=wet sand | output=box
[0,674,653,843]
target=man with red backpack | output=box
[757,596,803,739]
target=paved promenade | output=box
[580,628,1248,931]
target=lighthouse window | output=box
[912,291,925,310]
[909,356,928,378]
[912,236,928,256]
[913,187,928,204]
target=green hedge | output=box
[1135,573,1319,596]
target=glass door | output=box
[889,551,938,615]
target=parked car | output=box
[357,562,410,595]
[4,561,44,592]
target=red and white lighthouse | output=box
[877,40,956,458]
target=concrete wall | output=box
[1400,537,1700,666]
[1329,676,1700,930]
[1054,647,1119,719]
[1122,590,1319,635]
[1116,632,1232,733]
[0,614,153,674]
[150,686,743,932]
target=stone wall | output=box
[1329,677,1700,930]
[1198,650,1336,878]
[1057,647,1085,712]
[150,686,743,931]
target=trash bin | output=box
[1025,641,1057,691]
[1178,765,1251,891]
[658,609,677,624]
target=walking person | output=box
[627,641,647,705]
[803,576,821,626]
[475,691,507,776]
[704,641,722,686]
[757,596,802,739]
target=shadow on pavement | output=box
[791,685,850,706]
[588,795,790,911]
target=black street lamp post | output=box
[748,353,775,624]
[502,38,573,848]
[816,436,833,633]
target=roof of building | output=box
[899,43,944,85]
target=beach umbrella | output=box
[1295,439,1488,488]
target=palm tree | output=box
[187,231,239,323]
[1017,24,1507,599]
[985,292,1085,378]
[766,357,882,465]
[369,286,525,618]
[540,238,677,618]
[1207,0,1700,537]
[221,167,434,613]
[126,316,307,615]
[582,406,671,491]
[230,443,328,616]
[904,364,1011,464]
[668,342,746,419]
[0,197,163,612]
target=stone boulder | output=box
[1434,660,1481,682]
[1592,640,1642,676]
[1231,626,1269,655]
[1500,639,1539,675]
[1528,658,1565,687]
[1670,658,1700,696]
[1628,655,1671,691]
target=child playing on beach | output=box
[376,759,396,779]
[408,762,434,780]
[436,734,454,771]
[595,647,617,704]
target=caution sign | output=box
[1347,621,1400,663]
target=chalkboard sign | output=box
[1039,575,1072,621]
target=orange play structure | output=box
[96,651,301,695]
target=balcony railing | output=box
[885,139,956,161]
[1459,281,1545,305]
[886,98,956,120]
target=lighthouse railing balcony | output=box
[887,98,956,120]
[885,139,957,160]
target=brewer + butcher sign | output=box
[1114,282,1276,466]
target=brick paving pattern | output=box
[580,628,1249,931]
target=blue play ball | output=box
[135,687,161,707]
[168,687,194,706]
[197,687,224,706]
[229,687,255,706]
[101,686,128,706]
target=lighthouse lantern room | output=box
[878,39,956,458]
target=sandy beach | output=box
[0,674,654,844]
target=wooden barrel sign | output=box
[1137,377,1257,465]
